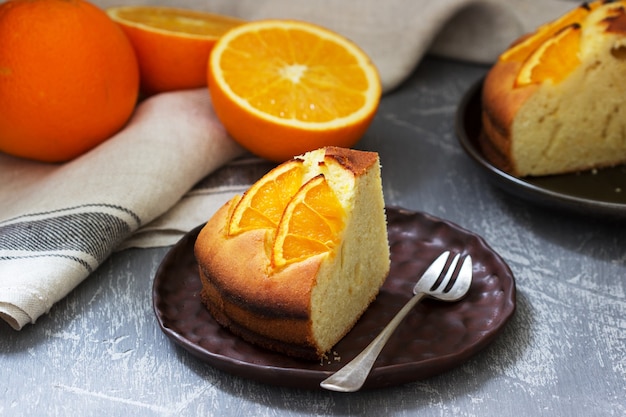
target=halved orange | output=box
[107,6,244,95]
[516,23,582,86]
[207,19,381,162]
[272,174,345,268]
[228,159,304,236]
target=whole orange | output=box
[0,0,140,162]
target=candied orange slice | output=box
[228,160,304,236]
[516,23,582,86]
[272,175,345,268]
[500,3,594,64]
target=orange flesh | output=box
[110,7,242,37]
[218,27,370,122]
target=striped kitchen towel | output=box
[0,89,244,330]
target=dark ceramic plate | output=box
[456,79,626,219]
[153,207,516,390]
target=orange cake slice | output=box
[194,146,390,359]
[481,0,626,177]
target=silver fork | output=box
[320,251,473,392]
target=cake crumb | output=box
[320,351,343,366]
[320,353,328,366]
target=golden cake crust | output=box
[319,145,379,177]
[480,61,537,175]
[195,202,324,358]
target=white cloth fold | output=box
[0,0,575,329]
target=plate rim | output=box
[152,206,516,390]
[455,78,626,218]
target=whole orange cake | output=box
[194,146,390,359]
[481,0,626,177]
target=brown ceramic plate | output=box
[153,206,516,390]
[456,79,626,219]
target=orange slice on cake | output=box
[516,23,583,86]
[225,148,347,269]
[497,0,611,87]
[272,174,345,268]
[228,159,304,235]
[499,2,596,64]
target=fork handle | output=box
[320,292,426,392]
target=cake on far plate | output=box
[480,0,626,177]
[194,146,390,360]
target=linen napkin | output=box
[0,90,244,330]
[0,0,575,330]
